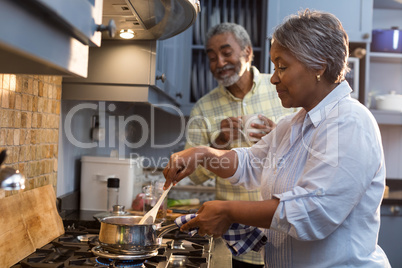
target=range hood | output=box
[62,39,191,110]
[103,0,200,40]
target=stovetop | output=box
[11,223,212,268]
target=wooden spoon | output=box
[139,184,173,224]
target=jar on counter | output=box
[142,181,167,220]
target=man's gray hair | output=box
[205,22,252,50]
[272,9,349,83]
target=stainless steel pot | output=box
[97,214,177,254]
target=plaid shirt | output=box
[185,67,297,265]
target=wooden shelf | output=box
[370,109,402,125]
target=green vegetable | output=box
[167,198,200,207]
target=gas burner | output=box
[96,257,146,267]
[92,245,158,260]
[168,239,185,250]
[77,233,98,242]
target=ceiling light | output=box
[119,29,134,39]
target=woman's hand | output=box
[180,200,232,237]
[163,147,206,189]
[163,147,238,189]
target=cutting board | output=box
[0,184,64,267]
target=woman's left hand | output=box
[180,200,232,237]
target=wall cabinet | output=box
[33,0,103,46]
[379,205,402,267]
[0,0,103,77]
[155,32,193,107]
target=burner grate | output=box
[96,257,146,267]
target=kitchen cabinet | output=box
[155,32,193,106]
[31,0,103,46]
[267,0,373,43]
[378,204,402,267]
[0,0,104,77]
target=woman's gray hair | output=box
[272,9,349,83]
[206,22,252,50]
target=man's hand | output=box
[212,117,242,149]
[247,114,276,141]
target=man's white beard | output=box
[215,57,248,87]
[218,72,241,87]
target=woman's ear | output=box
[315,64,327,79]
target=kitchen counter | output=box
[210,238,233,268]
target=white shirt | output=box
[229,81,390,267]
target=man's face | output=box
[206,33,251,87]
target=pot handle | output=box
[157,223,178,238]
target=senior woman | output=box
[164,9,390,267]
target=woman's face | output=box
[270,41,323,112]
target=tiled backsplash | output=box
[0,74,61,198]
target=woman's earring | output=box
[316,74,321,82]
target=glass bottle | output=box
[107,178,120,212]
[142,185,155,213]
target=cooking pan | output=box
[97,214,177,254]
